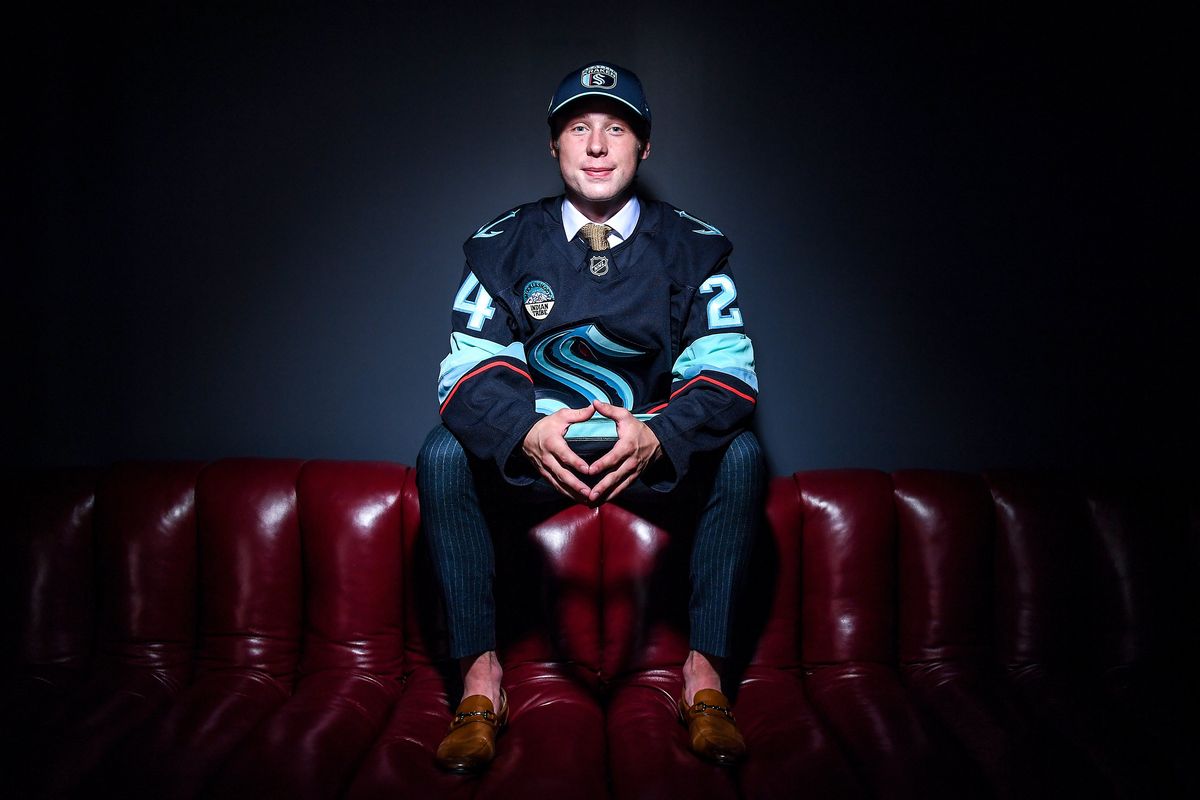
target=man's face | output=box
[551,98,650,211]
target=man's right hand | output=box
[521,405,596,503]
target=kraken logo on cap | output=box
[580,65,618,89]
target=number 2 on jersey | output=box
[453,272,496,331]
[700,274,743,329]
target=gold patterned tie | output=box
[580,223,613,251]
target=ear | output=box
[549,139,559,159]
[640,140,651,160]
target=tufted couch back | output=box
[4,461,1196,798]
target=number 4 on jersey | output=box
[453,272,496,331]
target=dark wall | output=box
[10,2,1192,475]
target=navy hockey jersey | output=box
[437,195,758,491]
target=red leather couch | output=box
[5,460,1196,798]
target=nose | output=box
[586,128,607,157]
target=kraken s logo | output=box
[529,324,647,414]
[580,65,618,89]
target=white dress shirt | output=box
[561,195,641,248]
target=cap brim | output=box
[547,91,646,123]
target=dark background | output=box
[8,2,1193,476]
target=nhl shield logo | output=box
[580,64,618,89]
[589,255,609,276]
[523,280,555,320]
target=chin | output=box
[580,186,628,204]
[582,192,618,204]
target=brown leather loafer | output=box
[678,688,746,765]
[435,689,508,773]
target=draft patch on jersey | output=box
[581,64,617,89]
[523,280,555,320]
[590,255,609,276]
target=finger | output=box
[547,439,591,475]
[549,468,591,502]
[533,462,574,499]
[587,442,631,476]
[598,468,641,503]
[538,463,589,503]
[559,404,597,424]
[588,457,636,502]
[545,453,593,498]
[552,478,587,504]
[591,400,628,421]
[554,478,589,504]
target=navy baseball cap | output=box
[547,61,651,134]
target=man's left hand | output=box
[585,400,662,504]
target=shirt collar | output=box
[561,195,641,246]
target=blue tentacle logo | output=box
[529,324,647,414]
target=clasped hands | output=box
[521,400,662,505]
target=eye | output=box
[571,123,588,133]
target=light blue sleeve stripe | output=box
[670,333,758,391]
[437,332,527,404]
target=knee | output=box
[714,430,767,499]
[416,424,471,493]
[721,431,765,476]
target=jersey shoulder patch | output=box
[462,199,549,264]
[654,201,734,279]
[670,205,725,238]
[468,206,522,241]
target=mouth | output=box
[582,167,614,179]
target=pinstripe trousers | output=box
[416,423,765,660]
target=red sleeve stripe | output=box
[439,361,533,415]
[646,374,757,413]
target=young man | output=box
[420,61,764,772]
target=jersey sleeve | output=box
[643,257,759,491]
[437,262,543,484]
